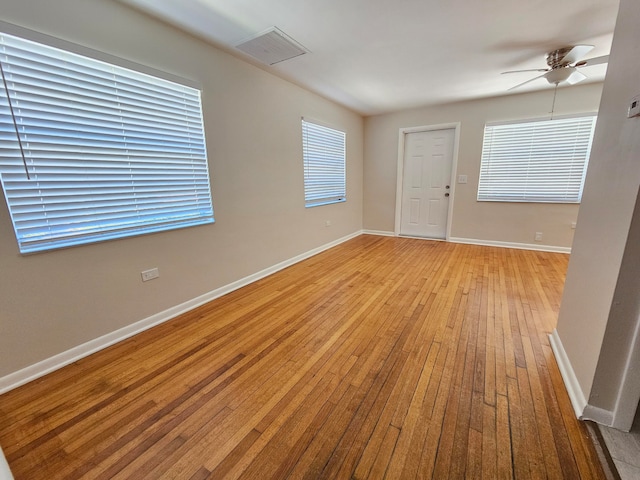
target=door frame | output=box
[394,122,461,239]
[611,320,640,430]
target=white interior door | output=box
[400,128,454,239]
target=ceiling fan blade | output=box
[501,69,549,74]
[575,55,609,67]
[565,69,587,85]
[508,73,548,91]
[560,45,594,65]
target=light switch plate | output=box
[458,175,468,184]
[628,95,640,118]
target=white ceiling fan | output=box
[503,45,609,90]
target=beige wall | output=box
[556,0,640,425]
[364,83,603,249]
[589,190,640,423]
[0,0,363,378]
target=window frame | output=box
[477,113,597,204]
[301,118,346,208]
[0,24,214,254]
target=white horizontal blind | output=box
[302,119,346,207]
[0,32,213,253]
[478,115,596,203]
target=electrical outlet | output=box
[535,232,543,242]
[325,220,331,227]
[141,268,159,282]
[571,222,577,229]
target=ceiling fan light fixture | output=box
[544,67,586,85]
[545,68,572,85]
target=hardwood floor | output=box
[0,235,606,479]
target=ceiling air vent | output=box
[235,27,308,66]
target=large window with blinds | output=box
[0,31,213,254]
[301,119,346,208]
[477,114,597,203]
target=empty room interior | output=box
[1,0,640,478]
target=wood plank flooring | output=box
[0,235,606,479]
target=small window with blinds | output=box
[0,31,214,254]
[478,114,597,203]
[301,119,346,208]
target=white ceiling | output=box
[118,0,620,116]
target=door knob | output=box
[445,193,450,197]
[446,185,450,189]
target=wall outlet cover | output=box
[141,268,159,282]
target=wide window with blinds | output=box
[478,114,597,203]
[301,119,346,208]
[0,31,213,254]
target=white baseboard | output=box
[0,448,13,480]
[549,329,587,418]
[0,231,362,395]
[362,232,570,254]
[449,237,571,254]
[365,230,445,242]
[362,229,395,237]
[582,405,614,427]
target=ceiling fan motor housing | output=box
[546,47,574,68]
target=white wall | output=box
[555,0,640,427]
[0,0,363,380]
[364,83,603,250]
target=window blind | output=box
[301,119,346,208]
[0,32,214,253]
[478,115,596,203]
